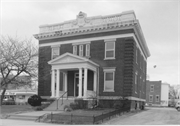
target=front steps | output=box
[44,98,75,111]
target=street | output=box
[103,107,180,125]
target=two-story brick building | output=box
[34,11,150,110]
[146,80,162,106]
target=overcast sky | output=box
[1,0,179,85]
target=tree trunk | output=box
[0,88,6,106]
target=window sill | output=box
[104,58,115,60]
[103,90,115,92]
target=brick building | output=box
[146,80,162,106]
[34,11,150,110]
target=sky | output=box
[0,0,179,85]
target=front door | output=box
[74,73,84,97]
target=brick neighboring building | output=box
[34,11,150,110]
[146,80,162,106]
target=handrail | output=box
[57,91,68,110]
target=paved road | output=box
[103,107,180,125]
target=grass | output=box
[0,104,34,115]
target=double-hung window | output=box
[150,85,154,92]
[103,68,116,92]
[86,44,90,57]
[73,45,77,55]
[104,39,116,59]
[149,95,153,102]
[79,45,83,57]
[51,46,60,59]
[156,95,159,102]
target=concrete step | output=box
[7,114,39,121]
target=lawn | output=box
[0,105,34,115]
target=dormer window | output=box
[51,46,60,59]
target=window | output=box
[52,46,60,59]
[73,45,77,55]
[135,71,138,93]
[156,95,159,102]
[149,95,153,102]
[143,79,145,93]
[103,68,115,92]
[86,44,90,57]
[136,48,138,64]
[79,45,83,56]
[105,39,116,59]
[150,85,154,92]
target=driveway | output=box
[103,107,180,125]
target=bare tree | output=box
[0,36,38,105]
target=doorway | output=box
[74,73,84,97]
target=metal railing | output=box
[44,107,131,124]
[57,91,68,110]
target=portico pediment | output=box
[48,53,98,66]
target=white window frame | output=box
[103,68,116,92]
[149,95,153,102]
[150,85,154,92]
[104,39,116,60]
[73,45,77,55]
[135,71,138,94]
[51,45,60,59]
[86,44,90,57]
[79,45,83,57]
[156,95,159,102]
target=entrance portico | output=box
[48,53,99,99]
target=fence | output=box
[37,107,130,124]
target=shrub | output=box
[74,99,87,109]
[28,95,42,107]
[64,105,72,112]
[69,102,79,110]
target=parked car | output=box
[175,101,180,111]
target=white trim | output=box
[39,33,147,60]
[125,96,146,102]
[72,41,91,45]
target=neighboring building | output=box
[34,11,150,110]
[161,83,170,107]
[146,80,161,106]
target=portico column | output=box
[78,68,82,98]
[64,72,67,92]
[83,68,88,97]
[51,69,55,97]
[93,71,97,92]
[56,69,60,97]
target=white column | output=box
[78,68,82,98]
[83,68,88,97]
[51,69,55,97]
[93,71,97,92]
[64,72,67,92]
[56,69,60,97]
